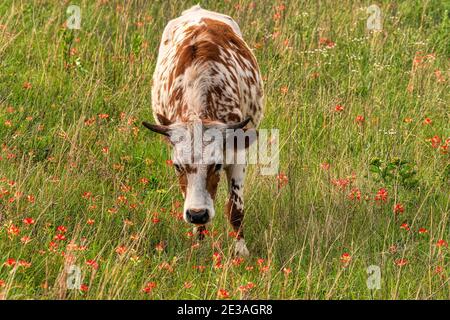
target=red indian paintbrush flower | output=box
[375,188,388,202]
[355,115,365,124]
[393,203,404,214]
[218,289,230,299]
[142,282,156,294]
[436,239,448,248]
[395,259,408,267]
[23,217,35,225]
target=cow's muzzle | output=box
[186,208,209,225]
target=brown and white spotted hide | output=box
[145,5,264,256]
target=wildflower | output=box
[418,228,428,234]
[166,159,173,166]
[54,233,66,241]
[238,282,255,292]
[158,262,174,272]
[108,207,118,214]
[152,216,160,224]
[57,225,67,233]
[436,239,448,248]
[232,257,244,266]
[319,38,336,48]
[430,135,441,148]
[395,259,408,267]
[348,188,361,201]
[7,224,20,236]
[218,289,230,299]
[23,82,32,89]
[183,282,192,289]
[86,259,99,270]
[18,260,31,268]
[143,282,156,294]
[80,284,89,292]
[389,245,398,254]
[331,178,350,190]
[116,195,127,204]
[393,203,404,214]
[4,258,16,267]
[355,115,365,124]
[273,12,281,21]
[340,253,352,267]
[212,252,221,263]
[423,118,432,125]
[155,242,165,252]
[48,241,58,251]
[21,236,31,244]
[435,266,444,274]
[229,231,238,238]
[260,265,270,273]
[0,280,5,287]
[404,117,413,123]
[374,188,388,202]
[23,217,35,225]
[400,223,410,231]
[191,243,200,249]
[86,219,95,225]
[334,105,344,112]
[320,162,330,171]
[115,246,127,255]
[276,172,288,189]
[123,219,133,226]
[280,86,288,94]
[283,267,292,275]
[82,192,92,199]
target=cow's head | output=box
[143,114,255,226]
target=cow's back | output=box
[152,5,263,127]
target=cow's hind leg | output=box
[225,164,249,256]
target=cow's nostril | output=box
[186,209,209,224]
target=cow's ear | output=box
[156,113,173,126]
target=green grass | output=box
[0,0,449,299]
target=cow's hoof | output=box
[234,238,249,257]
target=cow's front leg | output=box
[193,225,206,240]
[225,164,249,256]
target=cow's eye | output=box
[174,164,183,172]
[214,164,222,172]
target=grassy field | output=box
[0,0,449,300]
